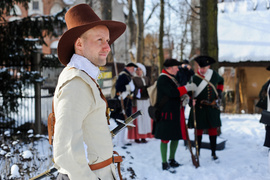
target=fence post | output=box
[32,52,42,134]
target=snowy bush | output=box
[0,130,55,180]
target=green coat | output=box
[153,72,182,140]
[188,69,224,130]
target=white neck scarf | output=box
[67,54,100,80]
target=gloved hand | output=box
[185,83,197,92]
[181,94,190,106]
[217,89,222,99]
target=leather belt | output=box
[89,151,123,180]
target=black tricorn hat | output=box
[183,59,189,64]
[194,55,216,67]
[126,62,138,68]
[163,58,183,67]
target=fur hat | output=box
[57,4,126,66]
[194,55,216,67]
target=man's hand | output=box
[185,83,197,92]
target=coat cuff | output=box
[177,86,187,96]
[217,84,224,91]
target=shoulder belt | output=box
[194,69,218,98]
[160,73,180,87]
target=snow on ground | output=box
[111,113,270,180]
[4,113,269,180]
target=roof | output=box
[218,1,270,63]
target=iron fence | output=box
[0,53,62,134]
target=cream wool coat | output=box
[53,67,116,180]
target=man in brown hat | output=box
[53,4,126,180]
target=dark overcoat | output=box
[263,82,270,148]
[111,69,132,120]
[188,69,224,130]
[153,72,183,140]
[133,76,150,100]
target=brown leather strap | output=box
[48,99,55,145]
[89,151,123,180]
[89,157,113,170]
[80,69,110,125]
[88,75,110,125]
[113,151,123,180]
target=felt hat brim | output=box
[57,4,126,66]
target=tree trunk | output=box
[100,0,114,62]
[190,0,200,59]
[158,0,164,73]
[200,0,218,71]
[128,0,136,49]
[135,0,145,63]
[100,0,112,20]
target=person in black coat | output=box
[257,66,270,171]
[176,59,195,86]
[111,62,137,147]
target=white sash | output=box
[194,69,213,97]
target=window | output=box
[33,1,39,10]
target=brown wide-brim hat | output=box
[57,4,126,66]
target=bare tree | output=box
[135,0,145,63]
[200,0,218,71]
[158,0,165,73]
[127,0,136,51]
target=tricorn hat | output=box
[57,4,126,66]
[163,58,182,67]
[183,59,190,64]
[194,55,216,67]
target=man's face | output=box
[126,66,135,74]
[168,66,179,75]
[199,65,210,75]
[76,25,110,66]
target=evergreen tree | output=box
[0,0,66,123]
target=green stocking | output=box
[169,140,179,160]
[160,141,168,163]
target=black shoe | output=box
[141,139,147,143]
[162,162,176,173]
[135,139,141,143]
[212,155,219,160]
[168,159,182,168]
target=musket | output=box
[191,76,200,167]
[184,123,199,168]
[30,110,142,180]
[181,95,199,168]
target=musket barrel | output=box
[29,167,57,180]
